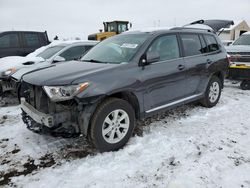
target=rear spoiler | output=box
[188,19,234,33]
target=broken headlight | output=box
[43,82,89,102]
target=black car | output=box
[0,31,50,58]
[19,22,230,152]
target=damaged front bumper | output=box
[19,82,99,137]
[20,97,79,137]
[21,98,54,127]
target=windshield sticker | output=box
[121,43,138,49]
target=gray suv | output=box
[19,25,229,152]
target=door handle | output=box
[207,59,213,64]
[178,64,185,70]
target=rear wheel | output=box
[201,76,222,108]
[240,80,250,90]
[89,98,135,152]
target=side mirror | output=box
[53,56,66,63]
[141,51,160,66]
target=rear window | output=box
[204,34,219,52]
[199,35,209,53]
[0,33,19,48]
[24,33,40,47]
[180,34,202,56]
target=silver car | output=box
[0,41,98,95]
[226,32,250,65]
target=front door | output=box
[142,34,188,113]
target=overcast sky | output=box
[1,0,250,40]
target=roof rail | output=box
[170,27,214,33]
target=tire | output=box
[0,85,3,97]
[240,80,250,90]
[200,76,222,108]
[89,98,135,152]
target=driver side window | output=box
[148,35,180,61]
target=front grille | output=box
[227,52,250,62]
[227,52,250,56]
[20,82,35,106]
[20,82,49,113]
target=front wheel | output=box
[89,98,135,152]
[200,76,222,108]
[240,80,250,90]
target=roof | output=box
[126,20,233,34]
[0,30,46,34]
[106,20,129,23]
[52,40,99,46]
[125,26,215,35]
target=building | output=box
[219,20,250,41]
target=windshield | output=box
[82,33,149,64]
[233,35,250,45]
[36,46,65,59]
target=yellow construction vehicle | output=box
[88,21,130,41]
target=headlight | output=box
[43,82,89,102]
[3,68,17,76]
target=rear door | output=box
[180,33,208,95]
[142,34,188,113]
[0,32,21,57]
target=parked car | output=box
[226,31,250,65]
[19,21,230,152]
[222,40,234,46]
[0,31,50,58]
[226,32,250,89]
[0,40,98,95]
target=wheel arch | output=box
[212,71,224,88]
[107,91,141,120]
[79,90,141,136]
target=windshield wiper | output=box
[82,59,107,64]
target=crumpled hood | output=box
[0,56,44,73]
[226,45,250,53]
[22,61,119,86]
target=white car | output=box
[226,31,250,65]
[0,40,98,95]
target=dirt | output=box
[0,154,56,187]
[0,95,19,107]
[0,115,8,124]
[134,104,194,136]
[0,100,195,187]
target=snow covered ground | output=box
[0,81,250,188]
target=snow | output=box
[0,81,250,188]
